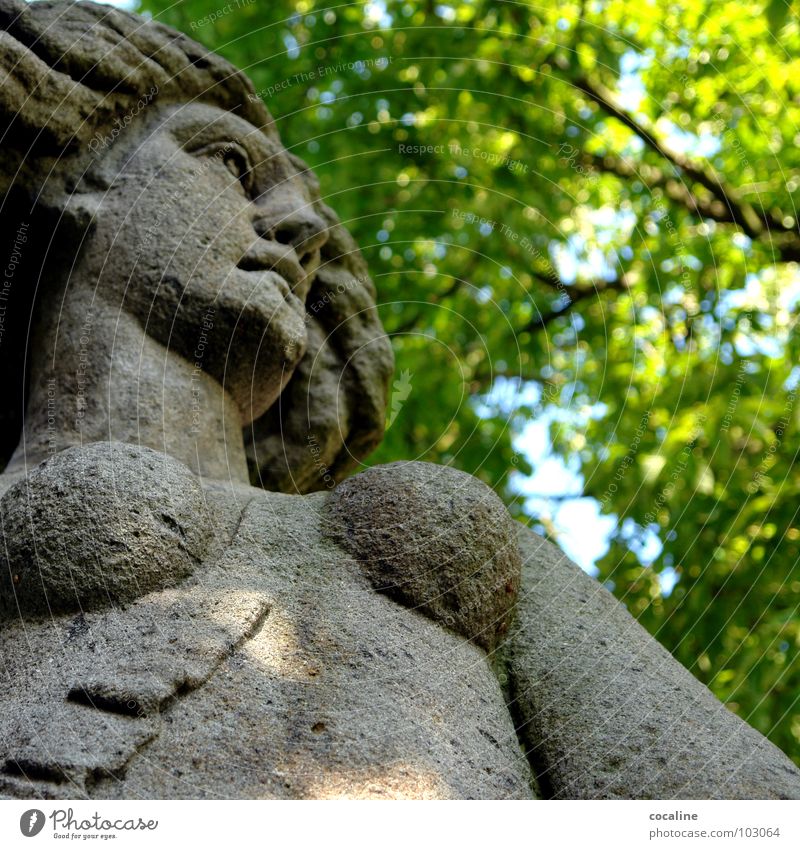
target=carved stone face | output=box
[81,102,329,424]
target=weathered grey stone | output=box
[0,0,264,157]
[0,484,533,800]
[247,198,395,492]
[0,442,211,619]
[324,461,521,652]
[507,524,800,799]
[0,0,393,487]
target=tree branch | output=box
[571,74,788,245]
[520,275,630,335]
[584,153,736,222]
[389,256,482,334]
[583,150,800,261]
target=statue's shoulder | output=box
[0,441,211,620]
[323,461,520,651]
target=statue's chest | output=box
[111,544,531,798]
[114,495,532,798]
[0,493,532,800]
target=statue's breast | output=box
[94,485,531,799]
[0,442,213,621]
[322,461,522,652]
[0,463,531,800]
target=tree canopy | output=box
[138,0,800,764]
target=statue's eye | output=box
[188,141,254,195]
[223,149,248,182]
[220,144,254,194]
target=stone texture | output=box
[0,0,393,489]
[246,202,395,492]
[507,524,800,799]
[0,0,264,156]
[0,481,533,800]
[0,442,212,619]
[324,461,521,652]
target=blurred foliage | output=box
[138,0,800,762]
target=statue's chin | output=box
[120,265,308,426]
[216,273,309,425]
[237,341,306,425]
[240,362,298,426]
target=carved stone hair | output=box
[0,0,393,490]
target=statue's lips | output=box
[236,244,306,294]
[231,265,306,319]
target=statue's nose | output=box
[253,201,328,267]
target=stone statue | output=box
[0,0,798,800]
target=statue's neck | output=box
[6,289,249,483]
